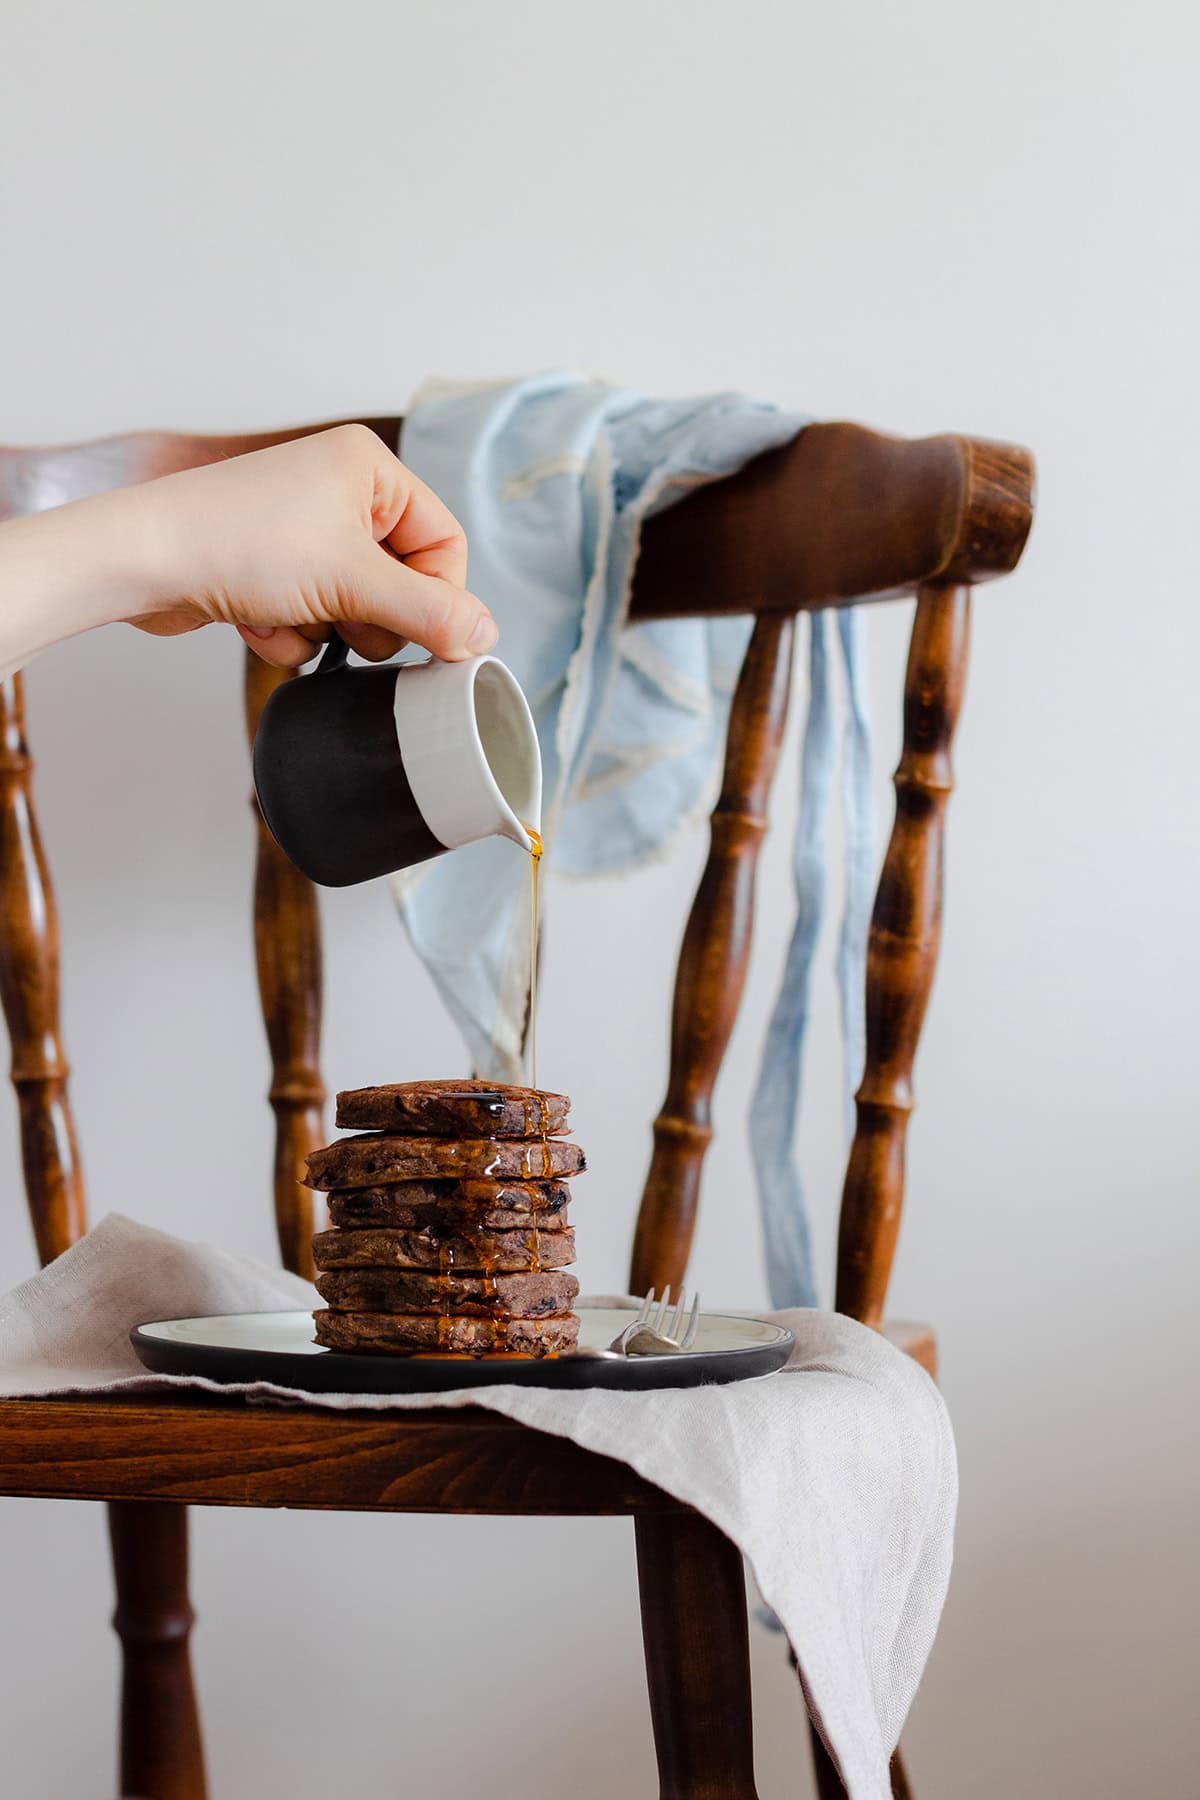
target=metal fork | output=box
[607,1287,701,1356]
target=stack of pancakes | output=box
[306,1079,584,1356]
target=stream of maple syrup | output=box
[525,825,542,1094]
[412,827,554,1357]
[520,825,547,1351]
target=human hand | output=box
[124,424,496,668]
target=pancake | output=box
[306,1134,585,1191]
[326,1180,571,1232]
[313,1309,580,1358]
[314,1267,579,1318]
[335,1079,570,1140]
[312,1225,576,1273]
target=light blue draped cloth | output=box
[395,372,875,1309]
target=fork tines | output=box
[637,1286,701,1351]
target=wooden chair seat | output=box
[0,1323,934,1514]
[0,1392,671,1514]
[0,413,1032,1798]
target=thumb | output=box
[350,541,497,661]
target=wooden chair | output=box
[0,415,1034,1799]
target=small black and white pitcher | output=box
[252,637,542,887]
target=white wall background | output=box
[1,2,1197,1795]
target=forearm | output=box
[0,486,160,681]
[0,429,493,682]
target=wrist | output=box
[83,480,183,626]
[0,484,171,680]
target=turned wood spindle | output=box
[0,672,86,1264]
[244,650,325,1279]
[110,1502,207,1800]
[630,614,796,1297]
[835,583,971,1327]
[636,1511,761,1798]
[0,665,207,1800]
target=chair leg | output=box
[809,1717,913,1797]
[635,1510,760,1800]
[108,1500,207,1800]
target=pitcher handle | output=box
[315,635,350,674]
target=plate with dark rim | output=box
[130,1304,793,1392]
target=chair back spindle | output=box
[0,672,85,1264]
[244,655,325,1279]
[631,581,974,1325]
[629,614,796,1296]
[836,583,971,1325]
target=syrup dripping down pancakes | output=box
[308,1079,582,1357]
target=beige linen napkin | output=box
[0,1214,955,1800]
